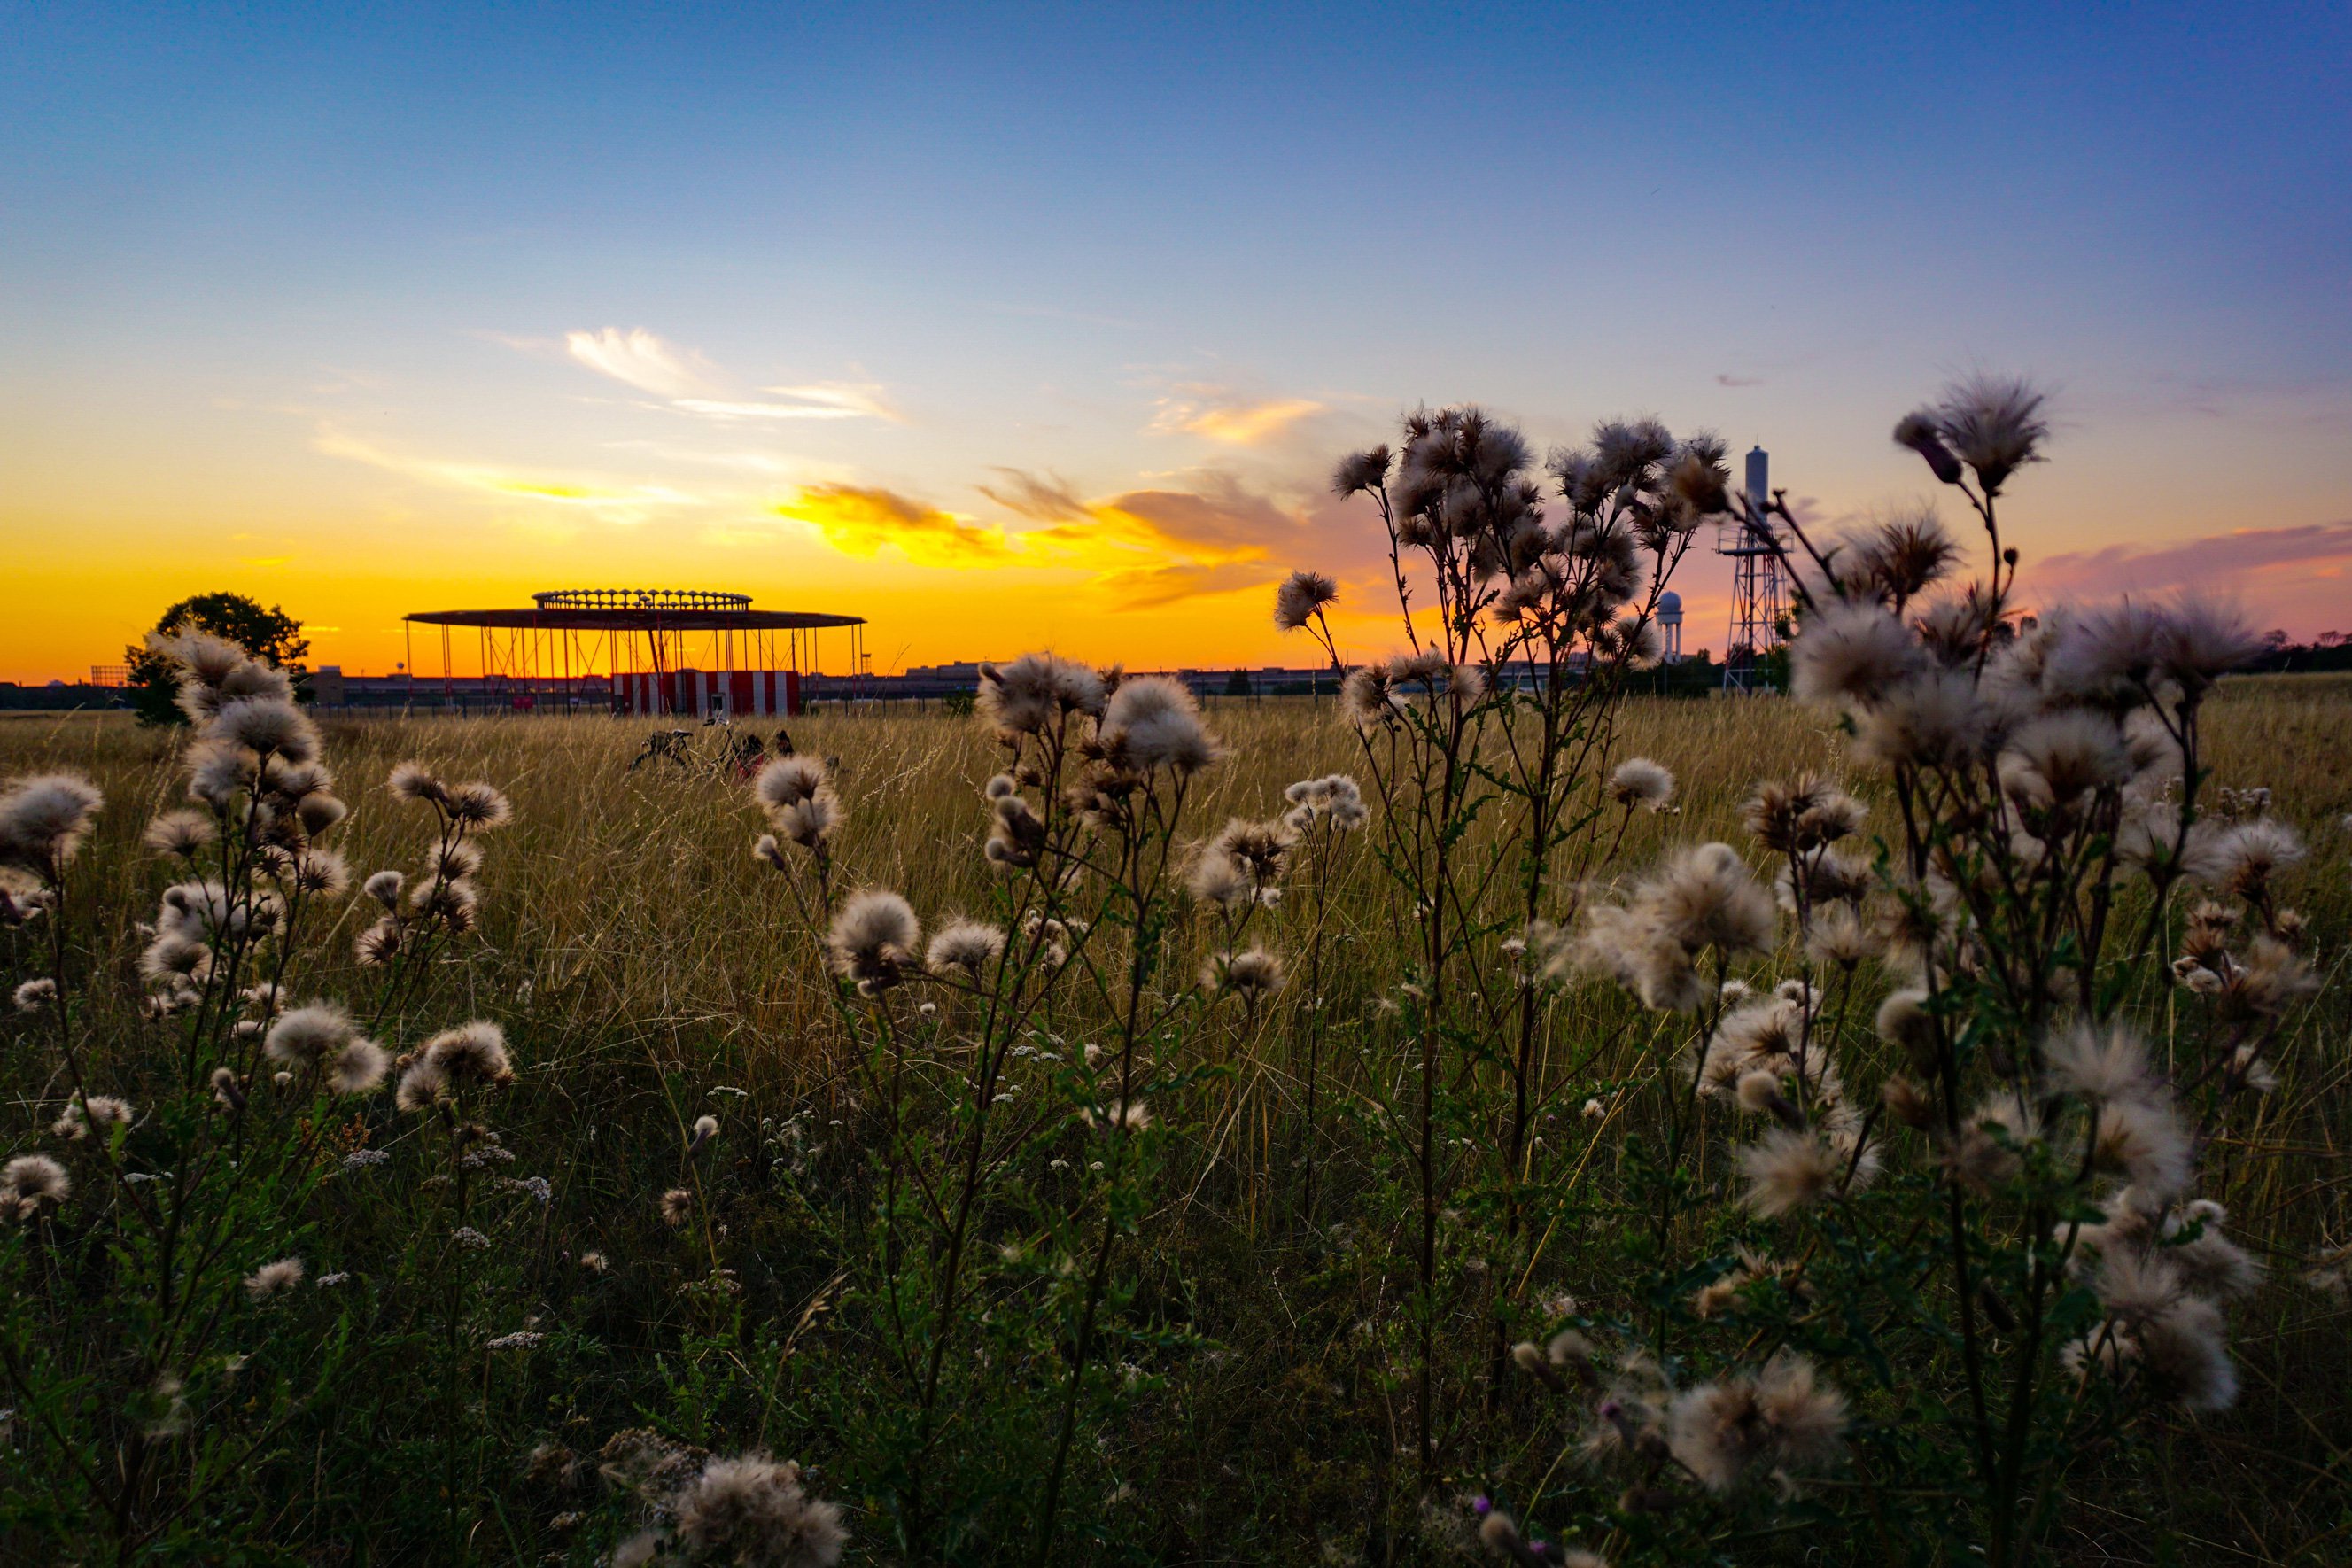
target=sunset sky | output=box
[4,4,2348,683]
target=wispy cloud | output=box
[555,329,898,424]
[312,424,704,521]
[563,328,721,398]
[672,384,901,423]
[1150,384,1326,446]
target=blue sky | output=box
[4,2,2348,676]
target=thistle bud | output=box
[1893,411,1965,485]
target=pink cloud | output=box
[2030,520,2352,637]
[2036,520,2352,589]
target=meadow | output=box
[7,391,2352,1567]
[4,676,2348,1566]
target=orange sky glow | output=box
[7,12,2348,685]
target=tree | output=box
[126,592,310,726]
[1222,668,1254,698]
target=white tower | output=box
[1717,446,1786,692]
[1657,590,1684,663]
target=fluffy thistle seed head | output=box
[668,1452,848,1568]
[329,1037,390,1095]
[1205,946,1286,1002]
[1273,569,1339,631]
[296,794,348,836]
[1851,668,1988,771]
[53,1094,134,1140]
[1099,676,1219,774]
[355,915,404,966]
[926,917,1005,975]
[147,626,248,687]
[827,889,922,991]
[387,762,445,803]
[2091,1095,2193,1201]
[0,772,105,877]
[423,1021,515,1089]
[1835,505,1960,607]
[2212,819,2304,900]
[393,1056,447,1112]
[1666,1352,1848,1493]
[1642,842,1777,959]
[1790,602,1923,705]
[770,789,841,849]
[142,810,216,858]
[1803,901,1882,968]
[2159,597,2267,692]
[1999,710,2130,809]
[1932,373,2050,496]
[755,756,829,813]
[292,848,350,896]
[2043,1020,2155,1105]
[265,1002,353,1068]
[1736,1129,1844,1217]
[244,1257,305,1300]
[427,840,483,882]
[3,1153,71,1215]
[443,781,512,830]
[185,741,254,810]
[976,652,1105,735]
[1742,776,1865,854]
[1339,665,1400,730]
[208,697,320,764]
[1609,757,1675,811]
[1331,446,1392,495]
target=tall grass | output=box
[7,364,2352,1568]
[4,672,2343,1564]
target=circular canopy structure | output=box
[408,586,860,633]
[397,588,869,716]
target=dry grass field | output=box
[4,674,2348,1564]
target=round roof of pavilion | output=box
[405,587,863,633]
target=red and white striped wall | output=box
[611,669,802,718]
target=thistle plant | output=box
[743,654,1234,1556]
[1470,376,2317,1566]
[0,631,518,1559]
[1285,405,1727,1500]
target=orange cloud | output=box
[775,485,1013,568]
[975,470,1296,603]
[1093,559,1285,610]
[785,471,1301,608]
